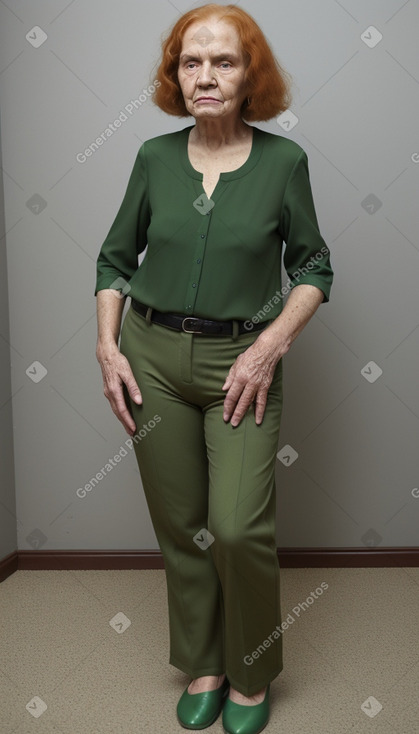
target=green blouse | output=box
[95,125,333,321]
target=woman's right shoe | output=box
[176,676,230,730]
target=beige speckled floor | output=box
[1,567,418,733]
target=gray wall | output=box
[0,126,18,559]
[0,0,418,556]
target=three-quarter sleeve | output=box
[280,149,333,302]
[94,144,150,296]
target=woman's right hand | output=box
[96,343,142,436]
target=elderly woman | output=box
[95,4,333,733]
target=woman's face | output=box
[177,17,249,123]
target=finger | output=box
[222,370,234,390]
[253,390,268,425]
[107,381,137,435]
[222,382,245,421]
[121,413,137,436]
[125,372,143,405]
[229,388,257,427]
[224,382,255,423]
[111,394,137,436]
[121,383,139,436]
[117,406,137,436]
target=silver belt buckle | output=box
[182,317,203,333]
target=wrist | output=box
[256,324,291,359]
[96,338,119,359]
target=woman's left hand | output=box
[222,285,325,426]
[222,331,284,427]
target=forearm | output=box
[255,284,325,361]
[95,289,141,434]
[96,289,126,355]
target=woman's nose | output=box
[197,62,215,85]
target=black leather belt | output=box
[131,299,267,336]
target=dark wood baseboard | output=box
[1,547,418,583]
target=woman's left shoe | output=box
[222,683,270,734]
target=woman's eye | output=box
[184,61,231,70]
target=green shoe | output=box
[177,676,230,729]
[222,683,270,734]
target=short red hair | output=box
[152,3,293,122]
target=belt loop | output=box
[145,306,153,325]
[232,319,239,341]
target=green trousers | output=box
[119,304,284,696]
